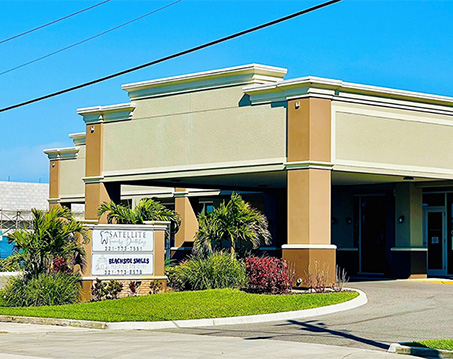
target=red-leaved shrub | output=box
[245,256,292,294]
[52,257,70,273]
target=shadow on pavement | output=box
[275,319,389,350]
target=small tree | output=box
[193,193,272,256]
[7,207,88,280]
[97,198,180,231]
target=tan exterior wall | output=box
[102,86,286,175]
[131,85,248,118]
[288,98,331,162]
[287,169,331,245]
[333,102,453,175]
[84,183,111,221]
[283,248,336,285]
[85,123,103,177]
[154,230,166,277]
[59,145,86,200]
[49,160,60,200]
[395,183,423,248]
[174,190,198,248]
[286,97,332,246]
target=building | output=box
[44,64,453,283]
[0,181,49,258]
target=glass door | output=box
[424,207,447,276]
[358,195,387,274]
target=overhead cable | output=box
[0,0,342,113]
[0,0,111,45]
[0,0,183,77]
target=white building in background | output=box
[0,181,49,258]
[0,181,49,211]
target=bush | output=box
[0,257,20,272]
[245,256,293,294]
[52,257,71,273]
[193,193,271,257]
[166,252,247,291]
[7,207,88,280]
[0,273,81,307]
[91,278,123,302]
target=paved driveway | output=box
[162,280,453,351]
[0,326,417,358]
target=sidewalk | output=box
[0,322,418,358]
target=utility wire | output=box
[0,0,342,113]
[0,0,183,77]
[0,0,111,45]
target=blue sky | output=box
[0,0,452,183]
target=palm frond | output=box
[193,193,272,257]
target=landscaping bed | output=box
[409,339,453,351]
[389,340,453,358]
[0,288,358,322]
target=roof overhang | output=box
[244,76,453,114]
[43,147,80,160]
[77,103,136,124]
[122,64,287,100]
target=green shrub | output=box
[194,193,271,257]
[90,278,123,302]
[0,273,81,307]
[7,207,88,280]
[0,257,20,272]
[166,252,247,291]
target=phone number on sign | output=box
[103,269,143,275]
[104,246,144,252]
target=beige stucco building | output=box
[45,64,453,283]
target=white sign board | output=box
[92,253,154,276]
[92,228,154,252]
[91,225,156,277]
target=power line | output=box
[0,0,342,113]
[0,0,183,77]
[0,0,111,45]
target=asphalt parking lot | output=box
[162,280,453,351]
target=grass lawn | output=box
[0,289,358,322]
[409,339,453,351]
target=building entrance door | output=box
[358,195,387,274]
[423,207,447,276]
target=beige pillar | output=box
[174,188,198,252]
[154,230,166,276]
[48,159,61,208]
[393,183,426,278]
[283,98,336,285]
[152,228,167,292]
[82,122,115,294]
[395,183,423,248]
[83,122,120,223]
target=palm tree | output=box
[97,198,181,232]
[7,207,88,280]
[193,193,272,256]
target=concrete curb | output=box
[0,289,367,331]
[106,288,367,330]
[410,279,453,285]
[389,343,453,358]
[0,315,107,329]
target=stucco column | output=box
[48,159,61,208]
[82,122,121,292]
[392,183,426,278]
[173,188,198,257]
[84,123,121,223]
[283,97,336,285]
